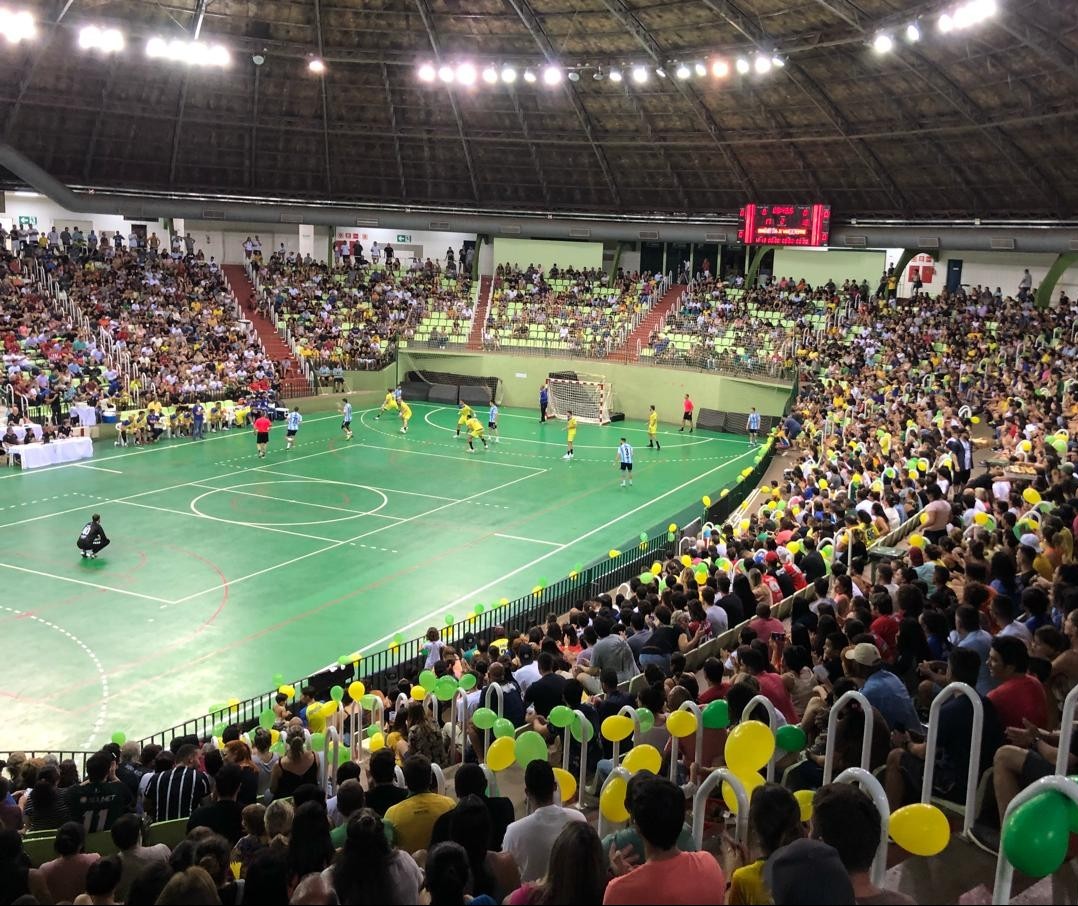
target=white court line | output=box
[169,466,549,605]
[252,467,463,502]
[187,482,404,521]
[75,464,124,475]
[116,499,343,545]
[493,532,563,547]
[354,431,547,472]
[357,444,761,652]
[0,561,172,604]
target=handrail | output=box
[921,682,983,836]
[822,690,875,786]
[1055,684,1078,775]
[692,768,748,848]
[597,766,633,837]
[740,696,779,783]
[833,768,890,889]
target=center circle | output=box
[190,480,388,527]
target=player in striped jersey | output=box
[615,437,634,487]
[647,404,661,451]
[341,398,353,439]
[399,399,412,433]
[285,406,302,449]
[488,399,500,443]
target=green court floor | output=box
[1,402,756,750]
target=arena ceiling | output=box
[0,0,1076,219]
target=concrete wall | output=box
[492,237,604,272]
[771,247,888,287]
[399,349,792,423]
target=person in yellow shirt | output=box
[383,754,455,854]
[455,403,473,437]
[647,404,661,451]
[398,400,412,434]
[563,410,577,460]
[727,784,804,905]
[465,415,487,452]
[377,388,399,419]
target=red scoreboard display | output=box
[737,203,831,246]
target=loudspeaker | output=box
[609,411,625,422]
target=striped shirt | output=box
[342,403,352,422]
[287,411,302,431]
[489,404,499,422]
[617,442,633,464]
[393,388,403,402]
[747,411,760,430]
[145,766,211,821]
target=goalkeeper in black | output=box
[77,514,110,559]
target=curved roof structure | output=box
[1,0,1076,217]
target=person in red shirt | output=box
[253,412,272,459]
[679,394,694,433]
[869,594,900,664]
[748,603,785,642]
[737,645,798,725]
[987,636,1047,730]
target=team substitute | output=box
[488,398,500,443]
[747,407,760,446]
[253,410,273,458]
[376,387,400,419]
[465,413,488,452]
[647,405,661,451]
[399,399,412,434]
[76,513,110,559]
[563,410,577,460]
[455,402,474,438]
[615,438,634,487]
[680,394,694,433]
[341,398,353,440]
[285,406,302,449]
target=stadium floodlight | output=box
[735,57,750,74]
[675,63,691,79]
[711,59,729,78]
[694,61,706,76]
[500,65,517,83]
[542,64,561,85]
[438,64,455,83]
[523,68,536,83]
[567,70,580,81]
[754,55,771,73]
[608,67,623,83]
[905,22,920,42]
[872,33,893,53]
[938,13,954,32]
[0,9,35,44]
[79,25,125,53]
[482,65,498,84]
[308,57,325,74]
[145,36,229,66]
[631,65,648,83]
[655,67,666,78]
[771,55,785,68]
[418,62,436,81]
[456,62,477,85]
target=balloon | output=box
[760,485,771,495]
[738,519,750,532]
[514,730,548,768]
[410,685,428,702]
[775,725,807,753]
[487,736,516,772]
[722,770,763,814]
[1020,439,1033,452]
[725,721,776,775]
[971,415,980,424]
[650,561,662,575]
[919,513,929,525]
[666,710,698,738]
[308,711,326,733]
[321,699,340,717]
[444,614,455,626]
[818,479,828,490]
[348,681,366,701]
[548,705,574,729]
[309,732,325,751]
[741,467,753,478]
[213,722,227,738]
[1002,792,1071,877]
[338,746,353,765]
[908,533,925,549]
[330,685,344,703]
[984,516,997,532]
[272,672,285,686]
[720,489,729,498]
[889,803,951,858]
[459,673,477,691]
[271,740,286,755]
[337,655,351,666]
[609,549,620,559]
[635,707,655,734]
[369,730,385,753]
[393,633,404,646]
[419,670,437,689]
[570,714,595,744]
[365,724,380,738]
[640,532,648,542]
[493,718,515,739]
[786,540,801,555]
[973,512,988,525]
[279,685,295,698]
[472,707,497,730]
[600,775,630,823]
[918,458,929,471]
[681,554,693,567]
[794,788,814,822]
[702,495,711,507]
[1052,437,1068,454]
[702,700,730,730]
[601,715,635,743]
[360,694,380,710]
[668,523,678,533]
[111,731,126,746]
[1023,487,1042,505]
[474,603,486,614]
[258,709,275,730]
[908,469,919,480]
[639,572,654,584]
[270,729,281,745]
[435,677,458,702]
[623,744,661,775]
[667,532,676,542]
[553,767,577,803]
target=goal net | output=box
[547,373,613,425]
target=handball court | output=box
[0,402,755,750]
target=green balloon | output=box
[365,724,380,738]
[472,707,497,731]
[337,655,351,666]
[474,604,486,615]
[110,731,126,746]
[639,572,654,584]
[419,670,438,690]
[493,718,515,739]
[775,724,807,752]
[1003,791,1070,878]
[330,685,344,703]
[213,722,227,738]
[640,532,648,541]
[444,614,455,627]
[514,730,549,768]
[570,714,595,744]
[636,707,655,734]
[435,677,459,702]
[459,673,477,691]
[573,562,583,574]
[272,673,284,687]
[702,700,730,730]
[393,633,404,646]
[360,694,381,710]
[338,746,353,765]
[548,705,574,729]
[271,740,286,755]
[310,732,325,751]
[258,709,275,730]
[538,577,548,589]
[667,532,675,542]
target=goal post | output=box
[546,373,613,425]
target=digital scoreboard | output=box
[737,203,831,246]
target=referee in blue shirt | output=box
[747,407,761,446]
[615,437,633,487]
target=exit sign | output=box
[396,234,411,243]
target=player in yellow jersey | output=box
[455,402,474,437]
[563,410,576,460]
[376,388,399,419]
[647,404,661,451]
[399,400,412,434]
[465,415,487,452]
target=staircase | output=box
[223,264,311,399]
[615,282,685,363]
[467,275,493,350]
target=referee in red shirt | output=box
[253,411,272,458]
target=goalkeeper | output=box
[465,414,488,452]
[455,402,474,437]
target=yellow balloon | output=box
[741,467,753,478]
[1020,439,1032,452]
[369,731,385,753]
[889,803,950,857]
[623,744,662,775]
[487,736,516,772]
[1023,487,1042,505]
[908,469,919,480]
[666,710,698,739]
[794,788,814,822]
[818,479,828,490]
[602,715,635,743]
[552,767,577,803]
[651,561,662,575]
[786,540,800,555]
[308,713,326,734]
[720,489,729,498]
[724,721,776,776]
[348,681,366,700]
[681,554,693,568]
[609,549,621,559]
[971,416,981,424]
[760,485,771,495]
[306,702,322,720]
[919,513,928,525]
[702,495,712,507]
[668,523,678,533]
[973,512,989,525]
[722,770,763,814]
[908,533,925,549]
[600,775,630,823]
[269,729,280,745]
[320,700,339,717]
[279,684,295,698]
[411,685,428,702]
[739,519,750,532]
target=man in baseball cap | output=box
[843,642,922,734]
[764,838,855,905]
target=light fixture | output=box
[456,62,476,85]
[308,57,325,74]
[872,32,893,53]
[771,55,785,68]
[694,61,706,77]
[145,36,230,66]
[655,67,666,78]
[438,64,455,83]
[675,63,690,79]
[418,62,436,81]
[0,9,35,44]
[542,64,561,85]
[609,67,623,83]
[567,70,580,81]
[593,68,604,80]
[938,12,953,32]
[523,68,536,83]
[905,23,920,42]
[500,65,517,83]
[252,53,265,66]
[631,65,648,83]
[711,59,729,78]
[754,55,771,74]
[78,25,124,53]
[482,64,498,84]
[735,57,750,74]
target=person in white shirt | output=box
[502,761,587,882]
[511,647,541,694]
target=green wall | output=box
[492,238,604,272]
[772,248,886,288]
[399,350,791,424]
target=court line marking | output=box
[0,561,172,604]
[493,532,563,547]
[187,480,403,522]
[170,466,549,605]
[357,444,761,652]
[251,468,463,502]
[75,464,124,475]
[116,499,343,546]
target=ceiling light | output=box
[542,65,561,85]
[771,55,785,68]
[252,53,265,66]
[482,65,498,84]
[145,36,229,66]
[308,57,325,74]
[675,63,690,79]
[711,59,729,78]
[523,68,536,83]
[938,13,953,32]
[567,70,580,82]
[1,9,34,44]
[655,67,666,78]
[146,36,167,58]
[905,23,920,42]
[456,62,476,85]
[78,25,125,53]
[418,62,436,82]
[754,55,771,74]
[500,65,517,83]
[593,68,604,80]
[609,67,622,83]
[694,61,706,77]
[735,57,750,74]
[872,32,893,53]
[631,65,648,83]
[438,64,455,82]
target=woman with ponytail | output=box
[327,808,421,905]
[194,835,243,906]
[269,728,316,800]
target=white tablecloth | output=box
[15,437,94,469]
[5,424,42,441]
[71,405,97,426]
